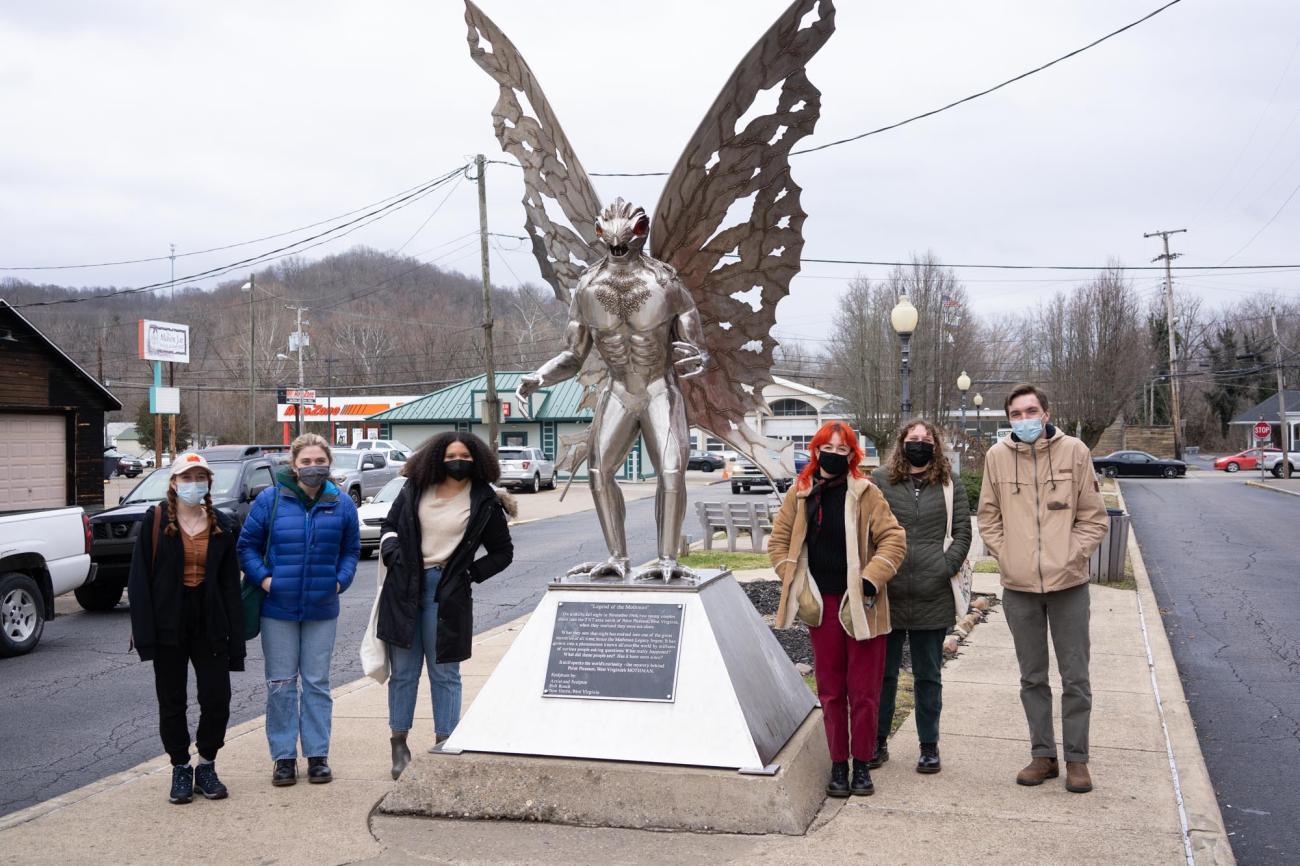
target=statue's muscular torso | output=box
[573,258,685,389]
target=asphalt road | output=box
[0,479,768,817]
[1123,464,1300,865]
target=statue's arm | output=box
[518,294,592,399]
[670,278,709,379]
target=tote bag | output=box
[941,480,974,621]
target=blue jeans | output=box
[261,616,337,760]
[387,567,462,737]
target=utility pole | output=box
[326,357,335,446]
[286,305,309,439]
[168,244,177,455]
[1144,228,1187,460]
[1272,308,1292,478]
[169,243,176,303]
[243,275,257,444]
[476,153,500,451]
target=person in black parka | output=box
[377,432,515,779]
[870,418,971,775]
[128,452,245,805]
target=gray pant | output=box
[1002,583,1091,763]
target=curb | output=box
[1117,483,1236,866]
[1243,479,1300,498]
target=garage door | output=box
[0,414,67,511]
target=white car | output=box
[1261,450,1299,478]
[357,476,407,559]
[497,446,556,494]
[354,439,410,464]
[0,506,94,656]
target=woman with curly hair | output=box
[768,421,906,798]
[870,418,971,775]
[375,432,515,779]
[128,452,244,804]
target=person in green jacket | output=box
[870,418,971,774]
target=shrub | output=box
[960,468,982,513]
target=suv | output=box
[354,439,410,462]
[498,446,556,493]
[1262,450,1299,478]
[82,445,289,611]
[730,449,808,494]
[330,448,401,506]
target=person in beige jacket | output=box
[769,421,907,798]
[978,384,1108,794]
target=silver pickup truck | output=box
[0,506,94,657]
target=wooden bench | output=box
[694,500,775,553]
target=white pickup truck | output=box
[0,507,94,657]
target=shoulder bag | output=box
[941,480,974,622]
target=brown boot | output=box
[1065,761,1092,793]
[1015,756,1059,786]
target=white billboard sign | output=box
[138,320,190,363]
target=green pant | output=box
[878,628,946,744]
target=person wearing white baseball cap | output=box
[129,451,246,805]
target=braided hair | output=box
[165,475,222,536]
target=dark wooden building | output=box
[0,300,122,511]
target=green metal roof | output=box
[368,373,596,423]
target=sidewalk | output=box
[1243,476,1300,498]
[0,525,1231,865]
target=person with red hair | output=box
[769,421,906,798]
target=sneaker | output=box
[193,762,228,799]
[168,764,194,805]
[826,761,850,798]
[307,756,332,784]
[850,760,875,796]
[866,738,889,769]
[272,758,297,787]
[916,743,941,774]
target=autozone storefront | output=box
[275,394,421,446]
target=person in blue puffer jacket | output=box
[237,433,360,788]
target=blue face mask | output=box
[176,481,209,506]
[1012,418,1044,444]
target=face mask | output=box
[444,459,474,480]
[176,481,208,506]
[1012,418,1044,444]
[296,465,331,487]
[818,450,849,476]
[903,441,934,468]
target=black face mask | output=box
[903,441,934,468]
[818,450,849,477]
[444,459,474,481]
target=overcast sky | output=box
[3,0,1299,348]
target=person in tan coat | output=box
[769,421,907,798]
[978,384,1109,794]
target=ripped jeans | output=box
[261,616,338,761]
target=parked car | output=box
[1092,450,1187,479]
[497,446,557,493]
[0,506,94,656]
[116,455,145,478]
[1261,450,1299,478]
[688,450,725,472]
[731,450,795,494]
[85,445,289,611]
[329,448,401,506]
[354,439,411,463]
[357,476,407,559]
[1214,447,1281,473]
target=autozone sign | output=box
[276,395,419,423]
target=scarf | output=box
[806,472,848,537]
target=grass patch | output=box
[802,671,915,735]
[680,551,771,571]
[1099,476,1119,494]
[973,558,999,573]
[1099,578,1137,591]
[1102,493,1120,510]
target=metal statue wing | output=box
[651,0,836,478]
[464,0,602,304]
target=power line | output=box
[585,0,1186,176]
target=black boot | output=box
[867,737,889,769]
[851,760,876,796]
[917,742,941,774]
[307,756,333,784]
[168,764,193,805]
[391,734,412,781]
[826,760,851,798]
[194,761,228,799]
[272,758,297,787]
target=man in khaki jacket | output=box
[977,384,1108,794]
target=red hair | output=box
[797,421,864,490]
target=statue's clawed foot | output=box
[565,556,631,581]
[638,557,701,584]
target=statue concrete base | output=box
[378,709,830,835]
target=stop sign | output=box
[1254,421,1272,440]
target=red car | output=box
[1214,447,1280,473]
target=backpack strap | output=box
[151,503,162,574]
[941,480,955,553]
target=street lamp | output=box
[957,371,971,434]
[973,392,984,440]
[890,294,919,416]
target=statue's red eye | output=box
[595,225,604,236]
[633,216,649,237]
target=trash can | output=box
[1088,508,1130,583]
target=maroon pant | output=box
[809,594,889,762]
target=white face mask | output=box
[176,481,208,506]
